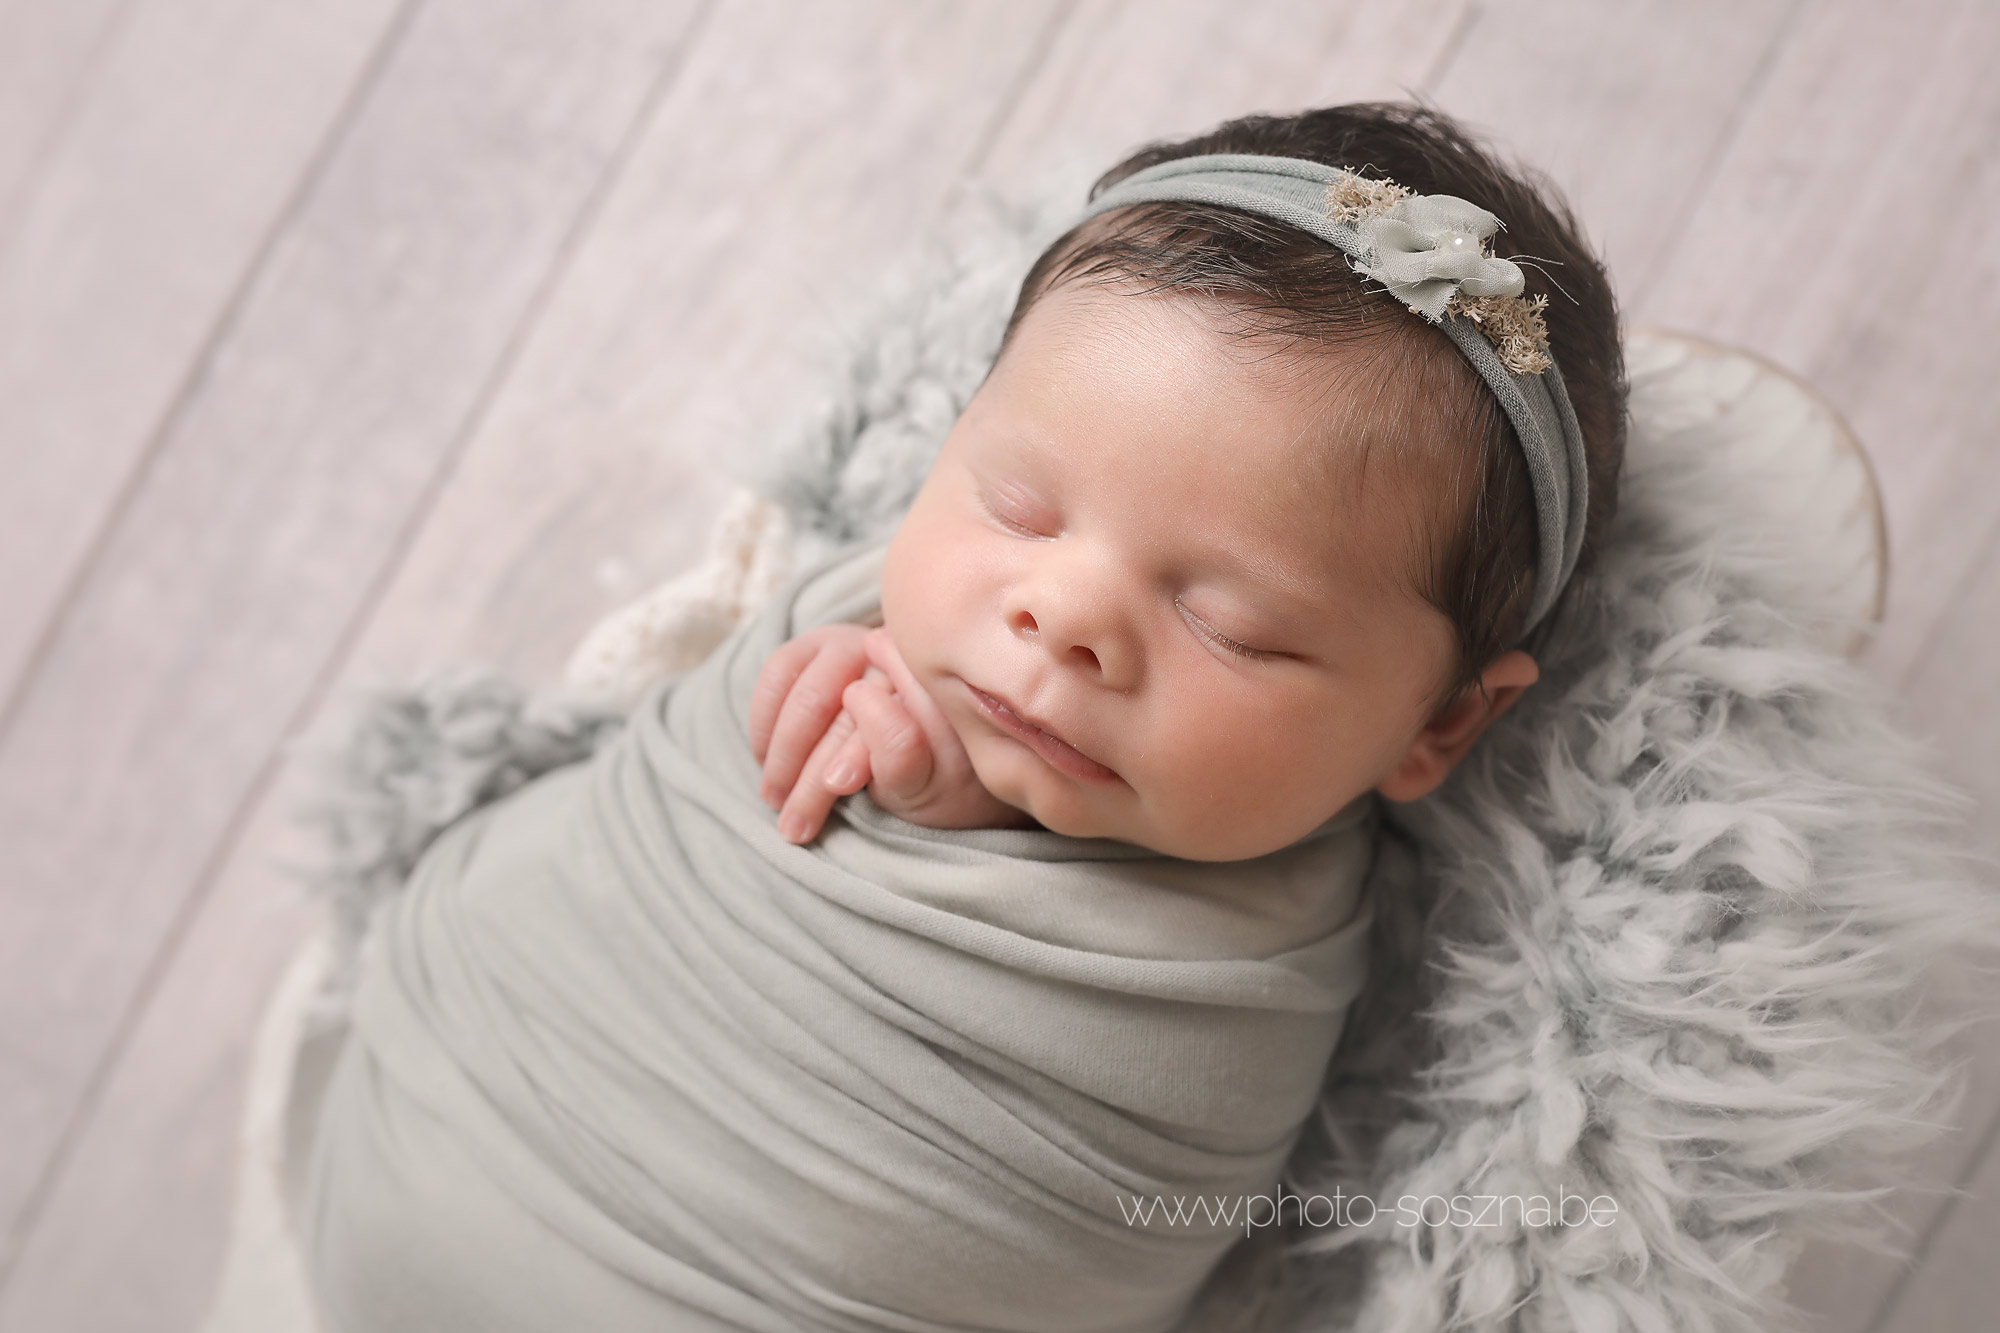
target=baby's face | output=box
[880,280,1461,861]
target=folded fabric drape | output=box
[300,541,1376,1333]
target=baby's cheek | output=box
[1143,694,1357,856]
[960,733,1069,830]
[882,509,975,647]
[1020,780,1117,842]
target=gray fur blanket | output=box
[295,202,2000,1332]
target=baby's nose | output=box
[1008,599,1134,689]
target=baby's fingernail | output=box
[759,780,779,809]
[825,761,858,789]
[778,813,807,842]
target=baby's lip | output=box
[964,684,1120,784]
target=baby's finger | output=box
[760,645,868,807]
[861,629,963,762]
[777,711,858,843]
[820,731,873,796]
[748,635,822,764]
[776,774,840,845]
[842,676,935,803]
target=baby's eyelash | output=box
[1177,600,1275,660]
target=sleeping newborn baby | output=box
[301,102,1623,1333]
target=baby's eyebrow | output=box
[1213,544,1329,607]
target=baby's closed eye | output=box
[976,475,1060,538]
[1175,598,1290,661]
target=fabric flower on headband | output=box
[1354,196,1523,318]
[1326,169,1553,375]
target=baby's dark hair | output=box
[999,102,1626,707]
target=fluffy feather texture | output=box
[1285,421,2000,1331]
[292,196,2000,1332]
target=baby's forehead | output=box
[1006,279,1465,493]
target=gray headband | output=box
[1077,153,1589,635]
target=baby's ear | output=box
[1374,650,1539,803]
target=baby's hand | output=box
[749,625,1022,843]
[749,624,874,838]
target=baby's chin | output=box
[980,743,1361,861]
[962,733,1116,840]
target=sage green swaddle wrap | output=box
[301,541,1377,1333]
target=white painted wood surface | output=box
[0,0,129,241]
[0,0,708,1326]
[1,1,1995,1329]
[0,0,409,720]
[974,0,1469,198]
[0,0,410,1276]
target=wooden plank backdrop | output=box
[0,0,130,241]
[0,0,410,716]
[1,2,1995,1330]
[0,0,410,1277]
[0,0,703,1322]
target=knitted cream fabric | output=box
[563,488,798,709]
